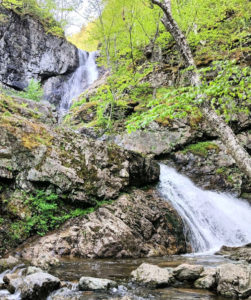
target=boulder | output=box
[131,263,173,287]
[194,267,217,289]
[0,256,19,272]
[4,271,61,299]
[216,263,251,298]
[173,264,204,282]
[78,276,117,291]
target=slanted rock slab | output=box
[79,277,117,291]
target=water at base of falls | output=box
[59,49,99,115]
[158,163,251,254]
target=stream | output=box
[1,163,250,299]
[46,255,229,300]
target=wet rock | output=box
[78,276,117,291]
[216,263,251,298]
[24,266,43,276]
[0,256,19,272]
[173,264,204,281]
[16,189,186,267]
[4,271,61,299]
[216,244,251,263]
[0,7,78,92]
[169,136,251,196]
[194,267,217,289]
[131,263,173,287]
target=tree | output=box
[151,0,251,179]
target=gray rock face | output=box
[0,97,159,205]
[131,263,173,287]
[78,277,117,291]
[0,6,78,90]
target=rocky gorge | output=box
[0,2,251,300]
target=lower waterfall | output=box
[158,163,251,253]
[59,49,99,115]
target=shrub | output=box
[19,79,43,102]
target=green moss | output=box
[182,142,219,157]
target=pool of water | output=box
[47,254,230,300]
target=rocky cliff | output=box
[0,94,188,259]
[0,6,78,90]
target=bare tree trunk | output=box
[151,0,251,179]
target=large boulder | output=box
[0,6,78,90]
[216,263,251,299]
[15,189,186,267]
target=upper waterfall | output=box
[59,49,99,115]
[158,163,251,253]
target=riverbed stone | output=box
[173,264,204,282]
[79,276,117,291]
[4,271,61,299]
[216,263,251,298]
[194,267,217,289]
[216,244,251,264]
[0,256,19,272]
[131,263,173,287]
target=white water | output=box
[59,49,99,115]
[158,164,251,253]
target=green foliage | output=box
[182,142,219,157]
[24,191,61,236]
[2,0,64,37]
[66,0,250,134]
[9,190,114,239]
[126,61,251,132]
[19,79,44,102]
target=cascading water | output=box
[158,163,251,254]
[59,49,99,115]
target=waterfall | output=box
[158,163,251,254]
[59,49,99,115]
